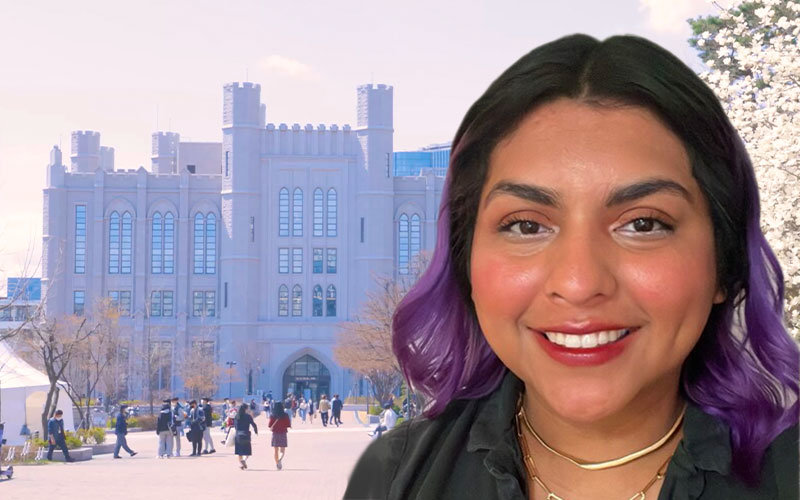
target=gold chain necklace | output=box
[515,403,673,500]
[518,397,685,471]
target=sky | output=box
[0,0,720,293]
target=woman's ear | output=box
[713,287,726,304]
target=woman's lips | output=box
[531,327,640,367]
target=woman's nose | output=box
[542,227,617,307]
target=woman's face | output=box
[469,98,724,423]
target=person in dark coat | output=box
[113,405,137,459]
[234,403,258,470]
[201,397,216,454]
[331,394,343,426]
[46,410,74,462]
[187,400,205,456]
[156,401,174,458]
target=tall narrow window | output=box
[164,213,174,274]
[151,290,162,316]
[205,213,216,274]
[109,211,120,274]
[279,188,289,236]
[326,188,337,237]
[325,285,337,317]
[292,248,303,274]
[224,282,228,308]
[162,291,174,317]
[313,248,323,274]
[360,217,364,243]
[151,212,163,274]
[410,214,421,271]
[194,213,204,274]
[313,188,323,237]
[74,205,86,274]
[250,216,255,242]
[121,212,132,274]
[279,248,289,274]
[292,188,303,236]
[192,291,204,317]
[398,213,409,275]
[312,285,323,317]
[292,285,302,316]
[326,248,337,274]
[225,151,230,177]
[278,285,289,316]
[205,291,216,317]
[73,290,85,316]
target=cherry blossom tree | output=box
[692,0,800,338]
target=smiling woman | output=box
[344,33,798,500]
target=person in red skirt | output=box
[268,401,291,470]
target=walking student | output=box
[331,394,343,426]
[318,394,331,427]
[156,400,174,458]
[113,405,137,459]
[46,410,74,462]
[201,397,216,454]
[307,398,315,424]
[268,401,291,470]
[234,403,258,470]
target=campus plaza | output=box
[1,411,374,499]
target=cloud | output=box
[259,55,317,80]
[638,0,717,34]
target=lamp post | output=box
[225,361,237,398]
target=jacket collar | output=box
[465,369,732,476]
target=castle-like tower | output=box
[42,81,445,401]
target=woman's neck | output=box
[522,383,685,463]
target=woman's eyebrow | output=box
[483,178,693,209]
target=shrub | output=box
[63,431,82,449]
[76,427,106,445]
[135,415,158,431]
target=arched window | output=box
[398,213,409,275]
[313,188,323,237]
[279,188,289,237]
[109,211,120,274]
[278,285,289,317]
[410,213,421,272]
[293,188,303,236]
[292,285,302,316]
[193,213,204,274]
[121,212,132,274]
[151,212,162,274]
[326,285,336,317]
[205,213,216,274]
[326,188,337,237]
[312,285,323,317]
[163,212,174,274]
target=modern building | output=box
[41,82,447,402]
[393,142,451,177]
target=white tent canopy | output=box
[0,341,74,446]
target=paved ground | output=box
[1,412,377,499]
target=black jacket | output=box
[203,403,213,427]
[345,370,799,499]
[332,398,343,413]
[156,405,173,433]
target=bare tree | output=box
[334,250,432,406]
[235,338,262,395]
[180,324,222,400]
[60,298,123,429]
[24,314,95,438]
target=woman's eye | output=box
[499,218,549,236]
[618,217,673,234]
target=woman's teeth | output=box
[543,329,631,348]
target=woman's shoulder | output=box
[344,399,476,499]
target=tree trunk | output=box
[41,384,59,440]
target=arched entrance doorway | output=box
[282,354,330,403]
